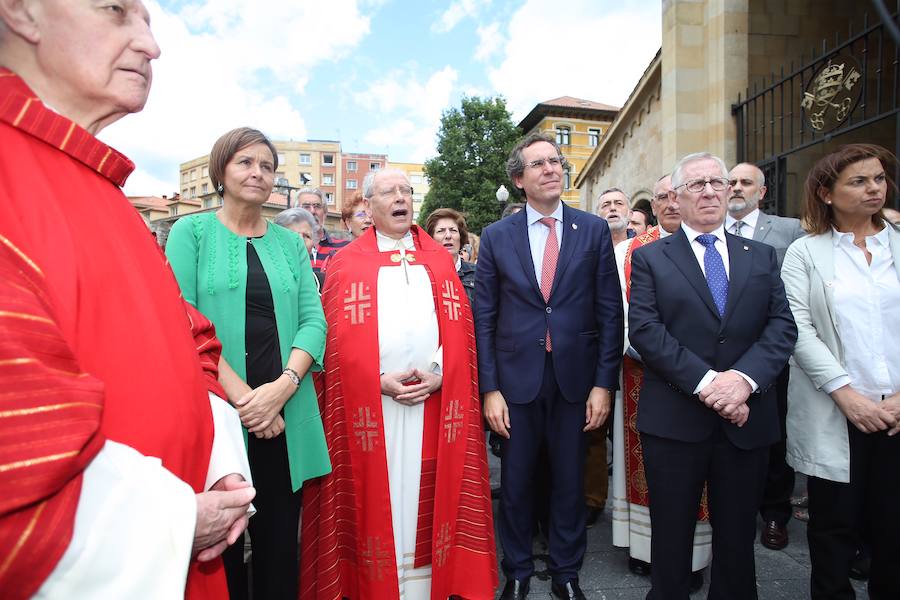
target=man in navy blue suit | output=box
[475,133,623,600]
[628,152,796,600]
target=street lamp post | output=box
[496,184,509,204]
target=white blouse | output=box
[827,225,900,401]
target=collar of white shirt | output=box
[375,228,414,252]
[725,208,760,234]
[831,222,891,249]
[681,222,727,246]
[525,201,564,226]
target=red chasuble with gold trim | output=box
[300,226,497,600]
[623,226,709,520]
[0,69,226,599]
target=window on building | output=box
[299,153,311,165]
[191,169,197,181]
[347,160,357,172]
[182,172,189,183]
[325,192,335,205]
[182,188,188,197]
[201,183,208,194]
[277,154,286,166]
[588,128,601,147]
[190,186,196,198]
[563,167,571,190]
[370,162,381,171]
[202,197,213,209]
[170,205,179,216]
[202,166,209,177]
[323,154,335,165]
[410,175,422,184]
[556,126,570,146]
[346,179,357,189]
[322,174,334,185]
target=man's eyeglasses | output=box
[300,202,323,210]
[373,185,413,200]
[525,156,564,170]
[674,177,730,193]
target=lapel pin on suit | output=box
[572,223,577,230]
[743,245,750,251]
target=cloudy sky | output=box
[100,0,661,195]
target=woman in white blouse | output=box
[781,143,900,600]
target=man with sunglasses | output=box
[476,132,623,600]
[628,153,796,600]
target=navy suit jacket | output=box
[628,227,797,450]
[474,203,623,404]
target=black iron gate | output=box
[732,7,900,215]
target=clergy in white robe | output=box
[299,169,498,600]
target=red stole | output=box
[300,226,497,600]
[622,227,708,519]
[0,69,225,598]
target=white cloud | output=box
[432,0,491,33]
[486,0,661,121]
[474,22,503,62]
[355,66,458,162]
[101,0,371,194]
[123,167,176,196]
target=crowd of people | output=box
[2,3,899,600]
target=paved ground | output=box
[487,452,867,599]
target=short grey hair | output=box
[362,168,410,199]
[597,187,630,205]
[274,207,321,244]
[294,187,324,205]
[506,132,569,183]
[671,152,729,189]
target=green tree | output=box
[418,96,522,234]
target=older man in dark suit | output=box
[727,162,806,550]
[476,132,623,600]
[629,152,796,600]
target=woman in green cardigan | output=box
[166,127,330,600]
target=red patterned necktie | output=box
[539,217,558,351]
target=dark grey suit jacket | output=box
[749,212,805,268]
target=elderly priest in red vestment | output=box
[300,168,498,600]
[0,2,254,599]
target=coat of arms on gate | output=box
[801,55,862,132]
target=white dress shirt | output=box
[725,208,760,238]
[822,226,900,400]
[525,201,564,285]
[681,222,731,277]
[680,223,759,394]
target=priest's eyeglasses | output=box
[373,185,414,200]
[525,156,564,170]
[674,177,731,193]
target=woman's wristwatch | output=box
[282,367,300,387]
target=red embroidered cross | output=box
[343,281,371,325]
[441,280,460,321]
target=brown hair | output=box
[506,132,569,184]
[341,191,365,222]
[467,232,480,262]
[424,207,470,249]
[804,143,897,234]
[209,127,278,197]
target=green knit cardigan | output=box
[166,212,331,491]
